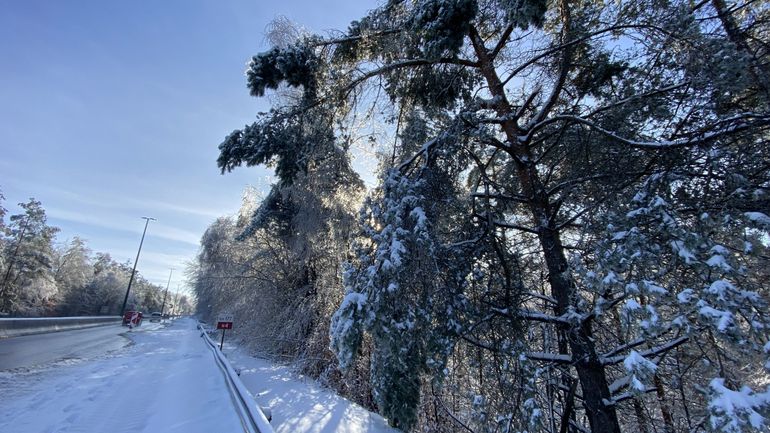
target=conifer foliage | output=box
[212,1,770,432]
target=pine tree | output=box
[218,1,770,431]
[54,237,94,315]
[0,199,60,315]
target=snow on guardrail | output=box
[198,323,274,433]
[0,316,121,339]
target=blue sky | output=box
[0,0,376,294]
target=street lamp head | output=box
[141,216,157,222]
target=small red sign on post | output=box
[216,313,234,350]
[216,313,234,329]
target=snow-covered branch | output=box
[525,351,574,364]
[601,336,689,366]
[529,113,770,149]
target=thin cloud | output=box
[6,182,231,221]
[143,200,228,220]
[149,223,202,247]
[46,207,200,246]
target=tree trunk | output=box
[654,374,675,433]
[468,24,622,433]
[633,400,650,433]
[542,230,621,433]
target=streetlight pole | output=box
[120,216,155,315]
[160,268,173,316]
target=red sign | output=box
[217,321,233,330]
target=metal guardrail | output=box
[0,316,121,339]
[198,323,274,433]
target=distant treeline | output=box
[0,193,193,317]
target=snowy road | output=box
[0,318,249,433]
[0,323,130,370]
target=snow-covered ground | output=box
[225,346,399,433]
[0,318,245,433]
[0,317,398,433]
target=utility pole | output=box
[120,216,155,315]
[160,268,173,316]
